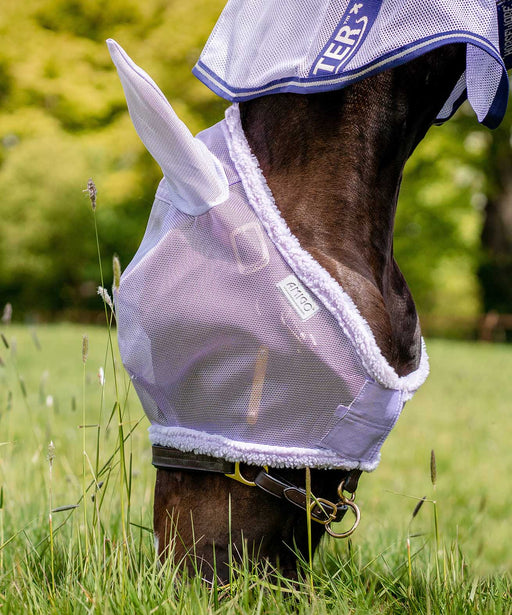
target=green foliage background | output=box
[0,0,228,317]
[0,0,509,330]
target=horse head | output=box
[108,1,509,581]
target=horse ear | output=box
[107,39,228,215]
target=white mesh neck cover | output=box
[109,40,433,471]
[193,0,512,128]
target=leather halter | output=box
[152,445,362,538]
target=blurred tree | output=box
[476,116,512,315]
[396,107,486,325]
[396,96,512,336]
[0,0,226,318]
[422,103,512,320]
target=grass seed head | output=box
[48,441,55,466]
[84,178,97,211]
[113,254,121,291]
[82,334,89,364]
[430,449,437,487]
[97,286,113,310]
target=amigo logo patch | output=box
[310,1,381,77]
[277,275,320,321]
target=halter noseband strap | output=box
[152,445,362,538]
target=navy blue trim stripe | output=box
[193,30,504,97]
[483,68,510,128]
[193,30,508,126]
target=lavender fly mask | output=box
[108,0,511,472]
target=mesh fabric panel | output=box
[118,179,366,450]
[193,0,508,127]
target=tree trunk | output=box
[478,127,512,337]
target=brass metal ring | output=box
[309,498,338,525]
[337,480,356,502]
[324,499,361,539]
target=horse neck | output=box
[240,46,465,375]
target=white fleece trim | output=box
[149,424,379,471]
[223,104,429,396]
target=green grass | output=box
[0,323,511,613]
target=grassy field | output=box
[0,323,511,613]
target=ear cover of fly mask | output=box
[107,39,228,215]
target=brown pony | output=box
[151,44,466,580]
